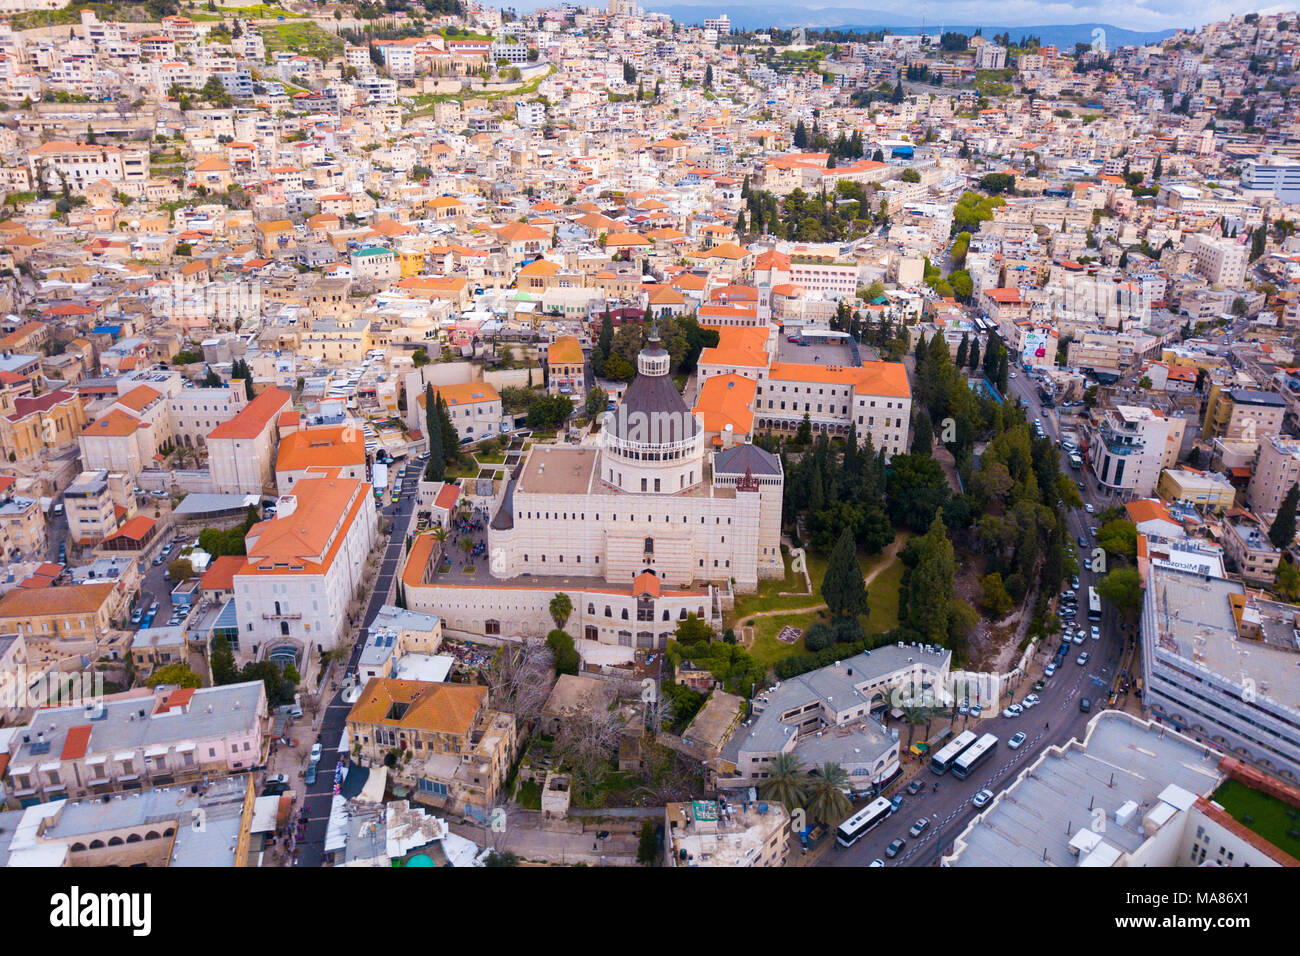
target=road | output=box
[828,371,1133,867]
[296,459,423,867]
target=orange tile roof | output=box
[207,387,291,441]
[200,554,244,592]
[0,581,116,618]
[276,425,365,473]
[82,408,143,438]
[115,384,162,413]
[693,374,756,434]
[548,335,583,366]
[238,477,369,576]
[767,360,911,397]
[417,381,499,407]
[104,514,156,542]
[347,677,485,736]
[60,725,92,761]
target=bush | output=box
[804,620,834,652]
[546,628,579,675]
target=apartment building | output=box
[0,581,123,663]
[0,479,46,562]
[1157,468,1236,513]
[1247,435,1300,517]
[0,390,87,463]
[26,141,147,194]
[1088,405,1180,499]
[1241,157,1300,203]
[788,256,860,300]
[546,335,584,395]
[1187,232,1248,287]
[753,361,912,459]
[168,382,247,448]
[63,470,135,548]
[665,798,790,868]
[1141,566,1300,783]
[345,678,517,816]
[3,682,268,807]
[206,387,292,495]
[1201,387,1286,442]
[1221,512,1282,583]
[231,475,377,664]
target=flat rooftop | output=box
[776,335,858,368]
[1148,566,1300,709]
[516,445,598,495]
[947,713,1222,867]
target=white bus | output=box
[836,797,894,847]
[951,733,999,780]
[1088,586,1102,621]
[930,730,979,775]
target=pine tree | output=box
[1270,483,1299,549]
[968,337,981,371]
[822,527,869,620]
[704,64,713,89]
[793,119,808,149]
[955,333,969,368]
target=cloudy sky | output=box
[511,1,1296,31]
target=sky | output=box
[503,1,1297,32]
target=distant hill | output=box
[649,4,1180,49]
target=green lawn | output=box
[260,21,343,61]
[741,549,905,667]
[1211,779,1300,860]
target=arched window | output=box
[126,833,143,843]
[108,836,124,846]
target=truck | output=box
[372,461,388,500]
[1068,453,1082,470]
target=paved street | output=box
[296,460,422,867]
[827,373,1134,867]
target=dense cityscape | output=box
[0,0,1296,884]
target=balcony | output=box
[262,612,302,621]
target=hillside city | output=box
[0,0,1297,871]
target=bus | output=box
[951,733,999,780]
[1088,586,1102,621]
[836,797,894,847]
[930,730,979,775]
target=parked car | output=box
[1072,632,1085,645]
[1084,503,1095,514]
[1022,694,1040,708]
[304,764,317,785]
[309,743,322,763]
[1001,704,1023,718]
[909,818,930,838]
[1008,732,1027,749]
[886,838,906,858]
[890,794,905,813]
[265,773,289,787]
[869,858,885,867]
[957,700,969,716]
[906,780,924,795]
[969,704,982,718]
[972,789,994,808]
[1077,651,1091,666]
[1090,626,1101,640]
[1080,696,1092,713]
[1044,662,1058,677]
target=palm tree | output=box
[758,752,806,812]
[805,762,853,825]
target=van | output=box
[288,705,303,720]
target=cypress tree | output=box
[424,384,444,481]
[1270,483,1299,550]
[822,527,869,620]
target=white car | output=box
[1090,626,1101,640]
[1044,662,1058,677]
[1021,694,1040,709]
[1008,732,1027,750]
[1084,503,1095,514]
[309,743,322,764]
[1077,651,1091,666]
[1001,704,1023,718]
[869,858,885,867]
[972,789,995,808]
[1072,632,1085,645]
